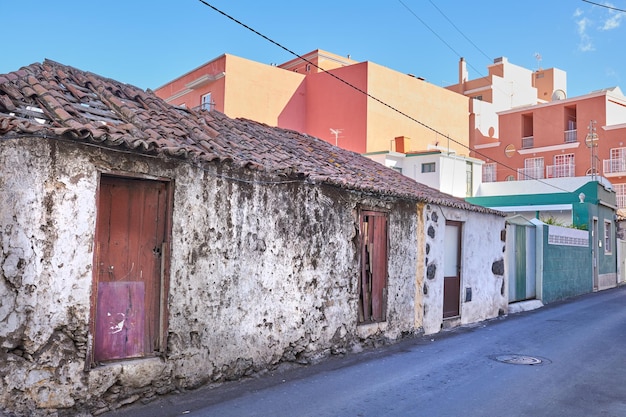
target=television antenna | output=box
[534,52,542,70]
[585,120,599,181]
[330,128,343,146]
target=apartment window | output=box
[564,107,577,143]
[483,163,497,182]
[422,162,436,173]
[605,147,626,174]
[549,154,575,178]
[519,157,544,180]
[201,93,212,111]
[466,162,473,197]
[359,211,388,323]
[522,114,534,148]
[526,157,544,170]
[505,175,515,181]
[615,183,626,210]
[604,220,612,254]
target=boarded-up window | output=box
[358,211,388,323]
[91,176,170,364]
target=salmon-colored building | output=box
[155,50,470,155]
[446,56,626,211]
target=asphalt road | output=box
[107,286,626,417]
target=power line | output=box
[582,0,626,13]
[196,0,578,194]
[397,0,491,81]
[395,0,464,60]
[426,0,492,63]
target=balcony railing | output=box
[603,158,626,176]
[521,136,534,149]
[517,167,544,180]
[546,163,575,178]
[564,129,577,143]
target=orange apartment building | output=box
[154,49,470,156]
[447,56,626,211]
[156,50,626,206]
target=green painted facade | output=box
[468,180,618,304]
[540,224,592,304]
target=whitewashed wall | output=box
[421,204,507,334]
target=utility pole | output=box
[585,120,598,180]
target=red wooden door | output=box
[359,211,388,323]
[93,176,167,362]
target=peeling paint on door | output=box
[94,281,145,361]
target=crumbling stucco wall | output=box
[1,140,97,413]
[164,166,419,389]
[0,139,420,416]
[422,204,507,335]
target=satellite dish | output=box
[551,89,566,101]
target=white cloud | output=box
[575,2,623,52]
[605,67,621,84]
[579,38,595,52]
[601,12,623,30]
[576,16,595,51]
[577,16,590,35]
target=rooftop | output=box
[0,59,499,214]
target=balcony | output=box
[546,163,575,178]
[517,167,544,180]
[603,158,626,176]
[564,129,577,143]
[521,136,534,149]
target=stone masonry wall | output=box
[421,204,507,334]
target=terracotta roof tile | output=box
[0,59,501,215]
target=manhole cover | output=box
[492,354,545,365]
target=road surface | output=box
[107,286,626,417]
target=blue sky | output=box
[1,1,623,98]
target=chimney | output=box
[394,136,409,153]
[459,57,468,84]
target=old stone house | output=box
[0,60,506,416]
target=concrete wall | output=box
[366,62,470,155]
[0,139,423,416]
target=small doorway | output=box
[90,176,171,364]
[358,211,388,323]
[509,224,537,302]
[443,221,462,318]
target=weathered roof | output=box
[0,59,500,214]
